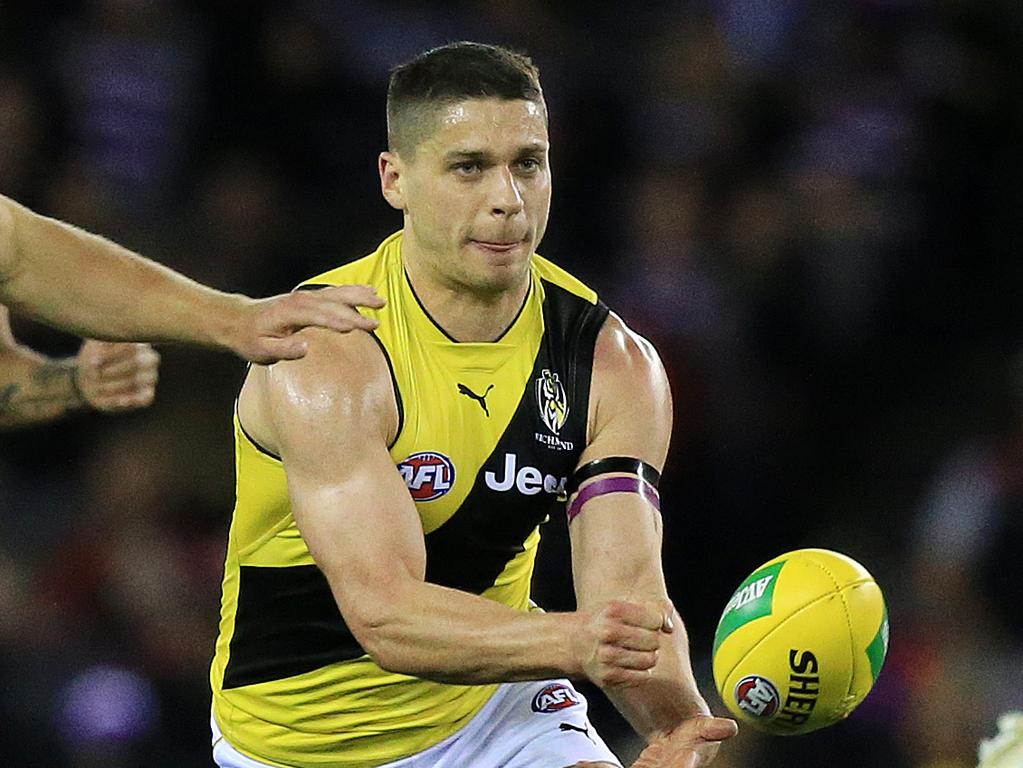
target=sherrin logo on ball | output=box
[712,548,889,735]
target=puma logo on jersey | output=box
[485,453,566,496]
[458,383,494,416]
[559,722,595,743]
[559,722,589,736]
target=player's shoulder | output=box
[268,327,392,403]
[591,311,671,425]
[586,311,672,458]
[595,311,664,380]
[240,326,397,452]
[239,235,402,451]
[532,253,599,305]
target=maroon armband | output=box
[566,475,661,523]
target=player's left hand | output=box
[74,340,160,412]
[630,715,738,768]
[232,285,386,364]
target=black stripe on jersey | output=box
[494,280,533,343]
[370,332,404,450]
[222,564,364,689]
[404,269,533,343]
[236,408,282,461]
[404,270,458,342]
[424,281,608,594]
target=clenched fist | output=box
[573,600,674,689]
[74,340,160,412]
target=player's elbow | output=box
[357,634,409,675]
[347,610,398,672]
[340,587,418,675]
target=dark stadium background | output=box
[2,1,1021,766]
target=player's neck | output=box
[403,250,530,343]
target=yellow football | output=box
[711,548,889,735]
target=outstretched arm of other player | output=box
[569,313,737,762]
[0,305,159,429]
[0,194,384,363]
[242,327,668,686]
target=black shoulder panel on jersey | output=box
[222,565,364,689]
[424,282,608,593]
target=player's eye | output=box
[517,157,541,173]
[452,161,482,175]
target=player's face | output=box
[382,98,551,294]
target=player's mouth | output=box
[470,239,527,254]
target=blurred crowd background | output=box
[1,1,1021,766]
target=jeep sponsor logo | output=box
[734,675,781,718]
[485,453,566,496]
[531,683,579,713]
[774,649,821,729]
[397,452,455,502]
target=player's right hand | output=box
[573,600,673,688]
[233,285,386,364]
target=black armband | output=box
[564,456,661,499]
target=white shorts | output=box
[212,678,623,768]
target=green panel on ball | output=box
[866,604,889,682]
[713,560,785,653]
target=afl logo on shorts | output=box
[397,452,455,502]
[536,369,569,436]
[531,683,580,713]
[734,675,780,719]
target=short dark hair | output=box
[386,42,544,156]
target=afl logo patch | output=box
[397,452,455,502]
[734,675,780,719]
[536,369,569,436]
[531,683,580,713]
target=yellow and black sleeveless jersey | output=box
[211,231,609,768]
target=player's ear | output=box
[379,151,406,211]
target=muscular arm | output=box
[0,194,383,363]
[242,328,666,685]
[570,314,728,746]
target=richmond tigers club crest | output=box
[536,369,569,436]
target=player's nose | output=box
[488,166,524,217]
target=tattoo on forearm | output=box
[0,361,81,421]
